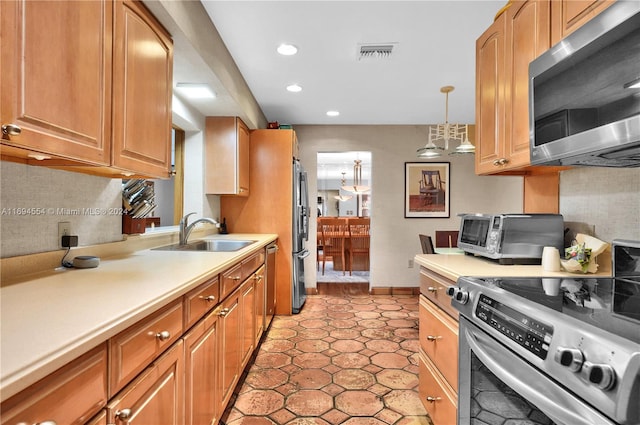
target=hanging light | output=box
[334,172,353,201]
[341,160,370,194]
[417,85,475,158]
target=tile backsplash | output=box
[1,161,123,257]
[560,167,640,243]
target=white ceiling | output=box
[168,1,502,126]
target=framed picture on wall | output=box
[404,162,450,218]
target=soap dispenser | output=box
[219,217,228,234]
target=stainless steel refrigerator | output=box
[292,159,310,313]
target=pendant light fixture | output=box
[341,160,370,194]
[417,85,475,158]
[334,172,353,202]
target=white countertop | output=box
[0,233,277,402]
[414,253,612,282]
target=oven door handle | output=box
[464,325,617,425]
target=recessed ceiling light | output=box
[277,44,298,56]
[175,83,216,99]
[326,110,340,117]
[286,84,302,93]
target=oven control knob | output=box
[446,287,456,297]
[585,364,616,391]
[555,347,584,372]
[454,288,469,304]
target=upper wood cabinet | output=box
[476,0,551,175]
[551,0,615,45]
[205,116,250,196]
[111,0,173,178]
[0,0,173,179]
[0,0,112,165]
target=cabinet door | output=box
[111,0,173,178]
[503,0,550,171]
[254,265,266,342]
[419,353,457,425]
[107,340,184,424]
[0,0,111,165]
[551,0,615,44]
[183,310,219,425]
[205,117,250,196]
[0,344,108,425]
[240,279,256,370]
[218,293,241,409]
[475,12,506,175]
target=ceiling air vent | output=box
[357,43,396,61]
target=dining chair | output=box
[319,218,348,275]
[435,230,459,248]
[347,218,370,275]
[419,234,435,254]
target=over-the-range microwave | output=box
[529,1,640,168]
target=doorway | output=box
[316,152,371,290]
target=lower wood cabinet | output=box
[419,352,457,425]
[106,340,184,424]
[254,264,266,342]
[218,285,242,410]
[240,278,256,370]
[0,344,108,425]
[183,308,220,425]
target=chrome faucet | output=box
[179,212,220,245]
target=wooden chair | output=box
[435,230,459,248]
[419,234,435,254]
[419,170,445,205]
[347,218,370,275]
[319,218,348,275]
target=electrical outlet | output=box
[58,222,71,248]
[408,259,414,268]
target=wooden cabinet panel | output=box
[0,0,112,165]
[109,299,183,396]
[419,296,459,392]
[0,344,108,425]
[551,0,615,44]
[504,0,550,170]
[86,409,108,425]
[475,12,506,175]
[254,264,266,342]
[111,0,173,178]
[183,309,219,425]
[240,279,256,370]
[218,292,241,409]
[205,116,250,196]
[419,267,458,320]
[419,352,457,425]
[107,340,184,424]
[242,251,265,278]
[184,276,220,330]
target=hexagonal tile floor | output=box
[220,294,433,425]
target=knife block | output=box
[123,214,146,234]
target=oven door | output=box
[458,317,616,425]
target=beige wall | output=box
[295,125,525,289]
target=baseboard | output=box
[308,284,420,296]
[369,287,420,295]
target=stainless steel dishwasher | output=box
[265,242,278,329]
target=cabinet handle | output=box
[492,158,508,166]
[219,307,230,317]
[427,286,438,292]
[155,330,171,341]
[2,123,21,136]
[115,408,132,420]
[34,422,57,425]
[426,396,442,403]
[232,276,241,281]
[426,335,441,341]
[199,295,216,302]
[253,275,263,282]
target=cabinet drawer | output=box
[221,262,243,300]
[109,299,183,396]
[419,352,457,425]
[242,251,264,278]
[420,267,458,320]
[0,343,108,425]
[184,276,220,329]
[419,296,458,391]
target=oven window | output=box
[471,352,557,425]
[461,219,490,246]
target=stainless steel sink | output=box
[153,239,256,252]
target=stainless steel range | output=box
[450,240,640,425]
